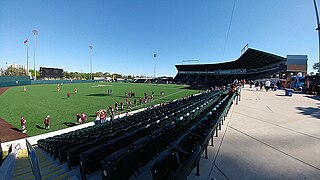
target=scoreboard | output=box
[40,67,64,78]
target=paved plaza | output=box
[191,86,320,180]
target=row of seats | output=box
[151,92,236,179]
[38,90,224,179]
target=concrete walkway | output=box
[191,86,320,180]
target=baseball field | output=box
[0,82,199,137]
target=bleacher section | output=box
[35,89,236,179]
[174,48,287,87]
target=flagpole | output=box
[153,54,156,79]
[26,40,29,76]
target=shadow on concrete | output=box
[36,125,46,129]
[304,95,320,102]
[61,122,77,127]
[275,94,287,97]
[296,106,320,119]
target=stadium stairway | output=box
[12,147,79,180]
[12,149,34,180]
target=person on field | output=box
[115,102,118,111]
[120,101,124,110]
[74,88,77,94]
[125,97,129,106]
[23,86,27,92]
[81,112,86,124]
[57,84,60,92]
[76,113,81,123]
[21,116,27,133]
[44,115,50,130]
[67,92,71,99]
[95,111,101,124]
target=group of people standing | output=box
[94,90,163,125]
[76,112,87,124]
[254,79,274,92]
[20,114,50,133]
[19,86,165,133]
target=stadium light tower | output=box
[89,45,93,80]
[313,0,320,73]
[32,29,38,80]
[153,53,157,78]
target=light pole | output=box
[153,53,157,79]
[313,0,320,73]
[89,45,93,80]
[24,38,29,75]
[32,30,38,80]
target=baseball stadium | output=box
[1,1,320,180]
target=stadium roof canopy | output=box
[175,48,286,71]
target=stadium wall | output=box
[30,79,95,85]
[0,77,95,88]
[0,76,31,88]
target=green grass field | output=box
[0,82,199,136]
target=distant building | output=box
[94,77,112,82]
[174,47,307,87]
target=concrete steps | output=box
[35,146,76,180]
[11,147,78,180]
[12,149,34,180]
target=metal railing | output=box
[26,139,42,180]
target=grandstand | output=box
[0,87,237,179]
[174,47,307,87]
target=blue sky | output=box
[0,0,318,77]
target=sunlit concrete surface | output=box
[190,86,320,180]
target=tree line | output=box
[0,67,146,80]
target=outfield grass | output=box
[0,82,199,136]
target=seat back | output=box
[151,148,180,180]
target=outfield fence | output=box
[30,79,95,85]
[0,76,30,88]
[0,76,95,88]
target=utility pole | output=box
[32,29,38,80]
[313,0,320,73]
[89,45,93,80]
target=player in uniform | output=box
[74,88,77,94]
[21,116,27,133]
[44,115,50,130]
[81,112,87,124]
[76,113,81,124]
[120,101,124,110]
[115,102,118,111]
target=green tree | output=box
[28,69,40,79]
[112,73,122,78]
[313,62,319,71]
[80,73,90,80]
[5,66,17,76]
[103,72,111,77]
[95,72,104,77]
[64,71,71,79]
